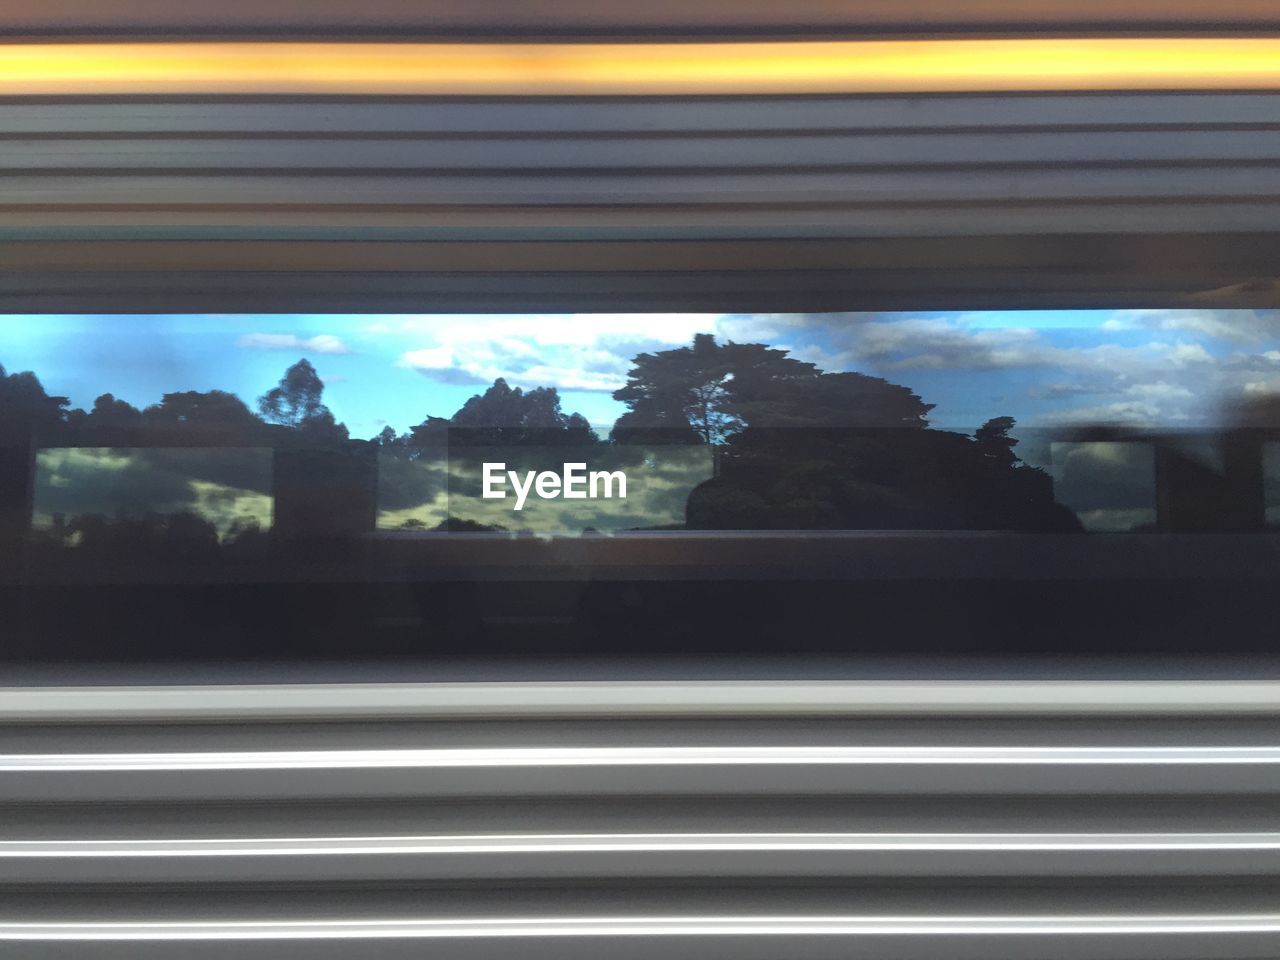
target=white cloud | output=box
[400,346,455,371]
[798,315,1189,380]
[1039,401,1166,426]
[1169,342,1213,365]
[762,311,1280,428]
[1039,382,1198,426]
[1124,382,1195,401]
[388,314,716,348]
[1102,309,1279,344]
[393,314,719,393]
[236,333,353,355]
[834,318,1035,370]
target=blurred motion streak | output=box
[6,39,1280,95]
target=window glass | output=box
[3,309,1278,661]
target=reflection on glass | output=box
[1264,443,1280,530]
[6,310,1280,664]
[1049,442,1156,532]
[31,447,272,547]
[378,445,715,534]
[3,310,1280,546]
[377,447,451,531]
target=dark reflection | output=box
[28,447,273,566]
[1048,439,1157,532]
[1047,418,1276,534]
[612,334,1079,531]
[689,421,1078,532]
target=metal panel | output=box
[12,130,1280,170]
[2,92,1279,309]
[2,94,1278,133]
[6,679,1280,721]
[7,831,1280,884]
[0,680,1277,957]
[1,0,1279,36]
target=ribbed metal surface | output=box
[1,681,1277,958]
[4,94,1280,241]
[4,92,1279,310]
[2,0,1279,37]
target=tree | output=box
[0,364,69,438]
[411,377,597,446]
[144,389,260,429]
[612,334,822,443]
[726,369,934,433]
[635,341,1079,532]
[67,393,143,432]
[295,406,348,441]
[974,416,1019,468]
[257,359,347,440]
[258,359,326,427]
[611,334,931,443]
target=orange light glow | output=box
[3,39,1280,96]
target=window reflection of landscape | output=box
[4,310,1280,548]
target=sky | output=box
[3,308,1279,441]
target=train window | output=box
[3,308,1278,662]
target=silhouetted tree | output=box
[728,369,934,432]
[407,415,452,448]
[612,334,819,444]
[66,393,144,433]
[433,517,507,533]
[51,510,222,562]
[974,416,1019,468]
[257,359,348,441]
[410,377,597,446]
[258,358,324,426]
[616,338,1080,532]
[297,406,348,441]
[0,364,68,439]
[145,389,260,429]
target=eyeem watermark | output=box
[482,462,627,511]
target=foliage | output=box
[613,333,819,443]
[409,377,597,447]
[611,334,933,443]
[0,364,69,438]
[257,359,348,440]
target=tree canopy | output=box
[257,359,348,441]
[611,333,934,444]
[0,364,69,439]
[601,336,1080,532]
[408,377,597,447]
[66,393,143,432]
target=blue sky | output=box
[3,309,1278,440]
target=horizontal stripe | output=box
[3,95,1278,135]
[5,39,1280,96]
[6,913,1280,937]
[7,745,1280,770]
[8,130,1280,169]
[7,831,1280,855]
[4,680,1280,722]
